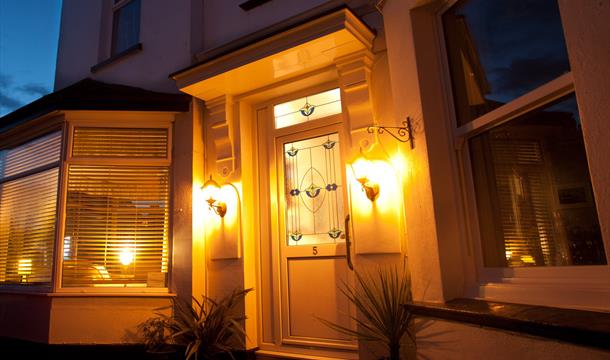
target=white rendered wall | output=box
[202,0,330,51]
[55,0,196,92]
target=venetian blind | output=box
[63,127,170,288]
[491,139,559,267]
[0,132,62,284]
[72,127,168,158]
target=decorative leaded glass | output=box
[283,133,344,246]
[274,88,342,129]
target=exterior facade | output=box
[1,0,609,359]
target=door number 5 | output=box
[312,246,318,255]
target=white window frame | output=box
[0,129,64,293]
[54,112,173,294]
[436,0,610,311]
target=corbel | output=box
[204,95,238,179]
[336,50,377,154]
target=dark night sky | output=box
[0,0,62,116]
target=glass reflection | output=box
[443,0,571,126]
[469,94,605,267]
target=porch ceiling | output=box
[171,8,374,102]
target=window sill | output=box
[405,298,610,351]
[0,288,175,298]
[91,43,143,73]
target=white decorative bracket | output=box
[336,50,402,255]
[204,95,237,179]
[336,50,376,154]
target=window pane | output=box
[283,133,344,246]
[1,131,61,179]
[63,165,169,288]
[0,168,59,284]
[111,0,141,55]
[73,127,168,158]
[274,88,341,129]
[470,94,605,267]
[443,0,570,126]
[0,133,61,285]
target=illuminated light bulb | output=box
[350,154,381,202]
[120,248,134,266]
[202,176,227,217]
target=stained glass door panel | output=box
[283,133,344,246]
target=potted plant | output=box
[140,288,252,360]
[317,266,415,360]
[138,316,181,359]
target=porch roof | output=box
[0,78,191,132]
[170,7,375,102]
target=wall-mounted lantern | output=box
[202,176,227,217]
[350,139,395,202]
[350,155,380,202]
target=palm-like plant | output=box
[317,266,414,360]
[153,288,252,360]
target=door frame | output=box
[254,84,358,358]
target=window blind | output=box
[0,132,61,284]
[72,127,168,158]
[1,131,62,179]
[63,165,169,287]
[491,139,560,267]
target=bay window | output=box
[442,0,607,304]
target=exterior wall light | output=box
[350,139,392,202]
[202,176,227,217]
[350,157,380,201]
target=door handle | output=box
[344,214,354,271]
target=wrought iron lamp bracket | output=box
[367,117,414,149]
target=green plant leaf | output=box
[138,288,253,360]
[316,266,414,360]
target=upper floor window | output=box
[0,132,62,285]
[443,0,605,268]
[111,0,141,56]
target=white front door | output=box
[258,103,357,358]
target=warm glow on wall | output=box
[193,180,206,229]
[347,140,405,222]
[389,151,410,179]
[203,180,242,259]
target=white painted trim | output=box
[55,114,174,294]
[454,73,575,144]
[433,2,610,311]
[477,280,610,312]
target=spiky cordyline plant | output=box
[317,266,414,360]
[157,288,252,360]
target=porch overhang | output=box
[170,8,375,101]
